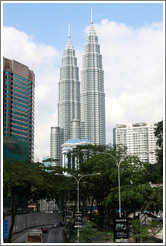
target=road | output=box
[12,226,68,243]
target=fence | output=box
[5,212,62,233]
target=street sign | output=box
[114,218,128,243]
[3,220,8,239]
[74,225,83,228]
[74,212,82,226]
[75,212,82,217]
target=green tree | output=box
[78,149,162,229]
[3,160,45,242]
[78,221,98,243]
[61,144,163,234]
[130,218,162,243]
[3,160,72,242]
[155,120,163,179]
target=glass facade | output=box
[58,37,81,142]
[3,57,35,161]
[51,36,81,166]
[81,24,106,145]
[3,136,29,161]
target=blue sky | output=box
[3,2,163,50]
[2,1,164,161]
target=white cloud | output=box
[3,26,60,161]
[3,27,59,68]
[3,19,163,160]
[92,20,163,144]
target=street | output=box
[12,225,67,243]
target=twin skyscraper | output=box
[50,13,106,166]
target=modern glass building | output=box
[50,30,80,166]
[3,57,35,161]
[58,32,81,142]
[3,136,29,161]
[50,127,64,166]
[81,19,106,145]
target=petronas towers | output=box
[50,14,105,166]
[58,30,81,142]
[81,20,105,145]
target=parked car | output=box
[59,221,65,226]
[41,227,47,233]
[53,222,59,228]
[26,229,43,243]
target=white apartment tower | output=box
[113,122,157,164]
[81,12,106,145]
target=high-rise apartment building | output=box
[3,57,35,161]
[113,122,157,164]
[81,17,106,145]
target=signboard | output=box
[74,212,82,226]
[3,220,8,239]
[114,218,129,243]
[74,225,83,228]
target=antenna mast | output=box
[68,23,70,38]
[91,7,93,24]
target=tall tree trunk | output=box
[89,197,94,219]
[7,196,16,243]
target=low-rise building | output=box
[61,139,93,169]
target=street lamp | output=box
[94,152,127,218]
[66,173,101,213]
[55,172,101,243]
[67,172,101,243]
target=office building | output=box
[51,13,106,167]
[81,15,106,145]
[50,28,80,166]
[50,127,64,166]
[58,29,81,142]
[113,122,157,164]
[3,57,35,161]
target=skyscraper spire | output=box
[91,7,93,24]
[68,22,70,39]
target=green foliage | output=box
[78,221,98,243]
[65,217,75,239]
[155,121,163,148]
[3,160,44,203]
[130,218,162,243]
[97,231,113,242]
[153,120,163,181]
[144,186,163,212]
[130,218,149,243]
[70,146,163,227]
[3,159,74,242]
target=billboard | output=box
[114,218,129,243]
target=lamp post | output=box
[68,173,101,243]
[56,172,100,243]
[94,152,127,218]
[67,173,101,213]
